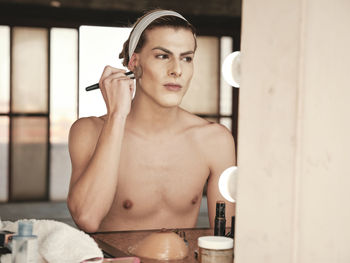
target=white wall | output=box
[235,0,350,262]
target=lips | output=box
[164,83,182,91]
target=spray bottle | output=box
[11,221,38,263]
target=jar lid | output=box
[198,236,233,250]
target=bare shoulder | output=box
[69,116,104,138]
[68,116,105,156]
[179,109,235,167]
[180,110,234,147]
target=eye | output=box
[182,56,193,63]
[155,54,169,59]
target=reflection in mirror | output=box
[12,27,48,113]
[219,166,238,203]
[79,26,132,118]
[0,26,10,113]
[220,117,232,132]
[11,117,48,200]
[222,51,241,88]
[180,36,219,115]
[0,26,10,202]
[78,32,229,225]
[50,28,78,200]
[220,36,233,116]
[0,117,9,201]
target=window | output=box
[0,26,78,201]
[0,26,10,201]
[79,26,132,117]
[181,36,233,128]
[50,28,78,200]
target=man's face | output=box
[135,27,196,108]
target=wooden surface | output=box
[92,228,230,263]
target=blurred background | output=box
[0,0,241,227]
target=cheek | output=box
[184,64,194,83]
[184,61,194,75]
[142,68,159,85]
[138,65,162,91]
[141,61,159,77]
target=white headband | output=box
[128,10,187,60]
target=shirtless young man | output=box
[67,9,236,233]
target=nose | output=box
[168,59,182,78]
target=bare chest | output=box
[115,133,209,215]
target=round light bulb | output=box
[222,51,241,88]
[218,166,238,203]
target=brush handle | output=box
[85,71,135,91]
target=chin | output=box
[158,94,184,108]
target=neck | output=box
[127,92,181,136]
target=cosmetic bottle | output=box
[231,216,235,239]
[11,221,38,263]
[214,201,226,236]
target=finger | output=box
[102,65,126,76]
[129,83,135,97]
[107,72,134,81]
[100,66,126,82]
[101,71,134,85]
[101,74,133,89]
[106,79,134,94]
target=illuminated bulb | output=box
[222,51,241,88]
[218,166,238,203]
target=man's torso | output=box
[95,113,213,231]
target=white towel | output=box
[0,219,103,263]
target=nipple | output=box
[191,195,199,205]
[123,199,133,210]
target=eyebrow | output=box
[151,46,194,56]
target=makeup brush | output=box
[85,71,135,91]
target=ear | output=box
[128,53,139,71]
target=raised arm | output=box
[205,124,236,228]
[67,66,134,233]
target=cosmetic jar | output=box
[198,236,233,263]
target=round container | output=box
[198,236,233,263]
